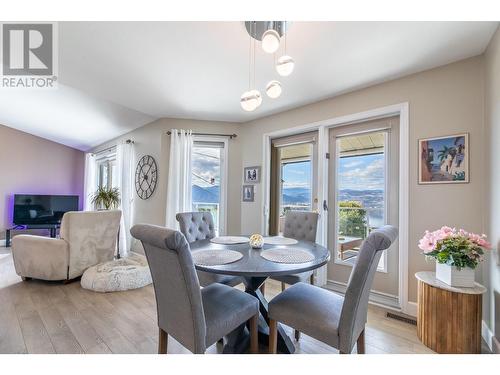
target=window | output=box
[334,131,387,271]
[96,153,117,189]
[191,138,227,235]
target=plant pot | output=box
[435,262,475,287]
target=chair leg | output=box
[294,329,301,341]
[357,329,365,354]
[259,282,265,296]
[250,314,259,354]
[292,275,314,342]
[269,319,278,354]
[158,328,168,354]
[281,282,286,292]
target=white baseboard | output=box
[482,320,494,352]
[325,279,401,311]
[406,301,418,317]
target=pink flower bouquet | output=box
[418,226,491,269]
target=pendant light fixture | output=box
[276,31,295,77]
[262,29,280,54]
[266,80,282,98]
[241,21,293,110]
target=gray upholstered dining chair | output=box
[271,211,319,289]
[130,224,259,354]
[176,212,244,288]
[264,211,319,341]
[268,225,398,354]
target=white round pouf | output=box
[81,253,152,293]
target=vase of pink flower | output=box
[418,226,491,287]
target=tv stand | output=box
[5,224,59,247]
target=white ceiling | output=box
[0,21,498,151]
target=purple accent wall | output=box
[0,124,85,239]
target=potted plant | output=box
[418,226,491,287]
[91,186,120,210]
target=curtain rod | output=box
[166,131,237,139]
[92,139,134,156]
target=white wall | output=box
[483,25,500,348]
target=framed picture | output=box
[418,133,469,184]
[242,185,254,202]
[244,166,260,183]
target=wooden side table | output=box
[415,271,486,353]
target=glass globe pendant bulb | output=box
[261,29,280,54]
[240,90,261,112]
[276,55,295,76]
[249,89,262,107]
[266,80,282,99]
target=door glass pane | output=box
[280,160,312,215]
[335,131,386,268]
[191,144,222,234]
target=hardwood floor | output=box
[0,251,438,354]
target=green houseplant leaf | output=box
[90,186,120,210]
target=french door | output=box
[327,116,400,305]
[268,132,319,235]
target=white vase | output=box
[435,262,475,287]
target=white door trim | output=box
[261,102,410,314]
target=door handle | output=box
[323,200,328,211]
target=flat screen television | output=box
[13,194,79,226]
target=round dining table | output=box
[191,237,330,354]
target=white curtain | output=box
[166,129,193,229]
[83,153,96,211]
[116,142,135,257]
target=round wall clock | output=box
[135,155,158,200]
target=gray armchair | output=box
[176,212,243,288]
[268,225,398,354]
[130,224,259,354]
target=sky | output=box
[282,161,312,189]
[192,146,220,187]
[338,153,385,191]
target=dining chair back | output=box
[175,211,243,288]
[268,225,398,354]
[130,224,207,353]
[338,225,399,352]
[176,211,216,243]
[283,211,319,242]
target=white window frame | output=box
[192,135,229,236]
